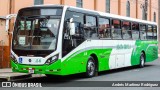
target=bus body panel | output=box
[11,40,158,76]
[11,5,158,76]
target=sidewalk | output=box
[0,68,45,81]
[0,68,12,73]
[0,68,32,81]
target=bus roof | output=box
[67,6,157,25]
[21,4,157,25]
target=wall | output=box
[83,0,94,10]
[0,0,10,16]
[44,0,60,4]
[110,0,119,15]
[0,19,10,68]
[14,0,33,13]
[96,0,106,12]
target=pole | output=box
[158,0,160,53]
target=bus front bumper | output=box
[11,60,63,75]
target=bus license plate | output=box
[28,68,34,74]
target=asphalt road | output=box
[1,58,160,90]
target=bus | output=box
[11,5,158,77]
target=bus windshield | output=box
[12,8,62,51]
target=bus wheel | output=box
[86,57,96,78]
[139,52,145,68]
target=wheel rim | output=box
[141,55,145,67]
[87,60,95,76]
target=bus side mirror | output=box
[69,18,76,36]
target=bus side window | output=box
[111,19,122,39]
[147,25,153,40]
[98,17,111,39]
[122,21,132,39]
[84,16,98,39]
[140,24,147,40]
[153,26,157,40]
[132,23,139,40]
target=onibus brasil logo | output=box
[2,82,42,88]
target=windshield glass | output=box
[13,8,62,51]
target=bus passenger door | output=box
[109,52,125,69]
[109,55,116,69]
[62,11,85,57]
[116,54,125,68]
[108,41,125,69]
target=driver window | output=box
[40,19,59,49]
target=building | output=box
[0,0,159,68]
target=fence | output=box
[0,40,4,68]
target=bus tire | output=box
[86,56,96,78]
[139,52,145,68]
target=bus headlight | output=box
[11,53,18,64]
[45,54,59,65]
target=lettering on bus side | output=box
[116,44,132,50]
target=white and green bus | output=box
[11,5,158,77]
